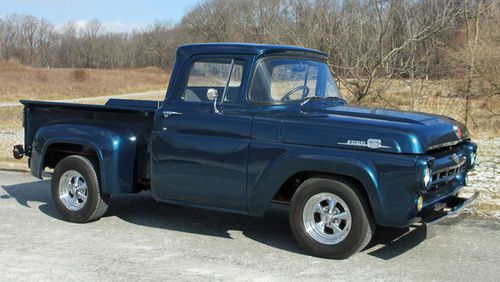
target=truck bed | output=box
[21,98,158,180]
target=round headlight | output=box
[423,166,432,188]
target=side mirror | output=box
[207,88,218,100]
[207,88,220,113]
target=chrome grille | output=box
[431,159,466,183]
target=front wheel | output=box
[289,177,375,259]
[51,155,110,223]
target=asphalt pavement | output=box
[0,170,499,281]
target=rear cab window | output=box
[183,59,244,104]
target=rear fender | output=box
[31,123,137,194]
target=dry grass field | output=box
[0,60,168,103]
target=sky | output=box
[0,0,203,32]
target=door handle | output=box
[163,111,182,118]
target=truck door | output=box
[151,56,252,212]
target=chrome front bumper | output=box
[423,191,479,225]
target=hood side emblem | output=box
[338,139,391,149]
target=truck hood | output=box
[280,105,469,154]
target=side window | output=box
[183,59,244,104]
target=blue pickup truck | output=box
[13,43,478,259]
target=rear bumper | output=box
[422,191,479,225]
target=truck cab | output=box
[15,43,479,259]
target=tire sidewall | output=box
[51,156,100,223]
[289,178,370,259]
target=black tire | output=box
[51,155,110,223]
[289,177,375,259]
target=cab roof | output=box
[177,43,327,58]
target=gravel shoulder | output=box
[463,138,500,218]
[0,170,499,281]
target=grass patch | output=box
[0,107,23,128]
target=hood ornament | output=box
[338,139,391,149]
[453,125,462,139]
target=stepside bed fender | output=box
[247,150,384,222]
[31,123,137,194]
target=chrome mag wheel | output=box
[302,192,352,245]
[58,170,88,211]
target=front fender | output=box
[31,123,137,194]
[247,146,383,217]
[247,143,419,227]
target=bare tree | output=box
[462,0,485,126]
[81,18,104,68]
[332,0,461,102]
[20,15,38,65]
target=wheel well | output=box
[43,143,99,170]
[272,171,372,210]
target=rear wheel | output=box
[51,155,109,223]
[289,177,375,259]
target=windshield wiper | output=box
[300,96,344,106]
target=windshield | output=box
[249,58,341,104]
